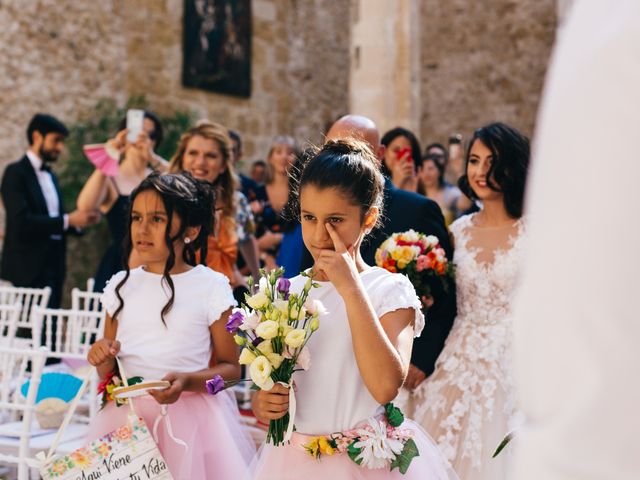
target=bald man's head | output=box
[326,115,381,153]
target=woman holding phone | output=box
[76,110,165,292]
[380,127,424,194]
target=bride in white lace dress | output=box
[403,123,530,479]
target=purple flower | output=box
[277,277,291,299]
[205,375,225,395]
[225,310,245,333]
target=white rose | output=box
[238,348,257,365]
[246,290,269,310]
[426,235,439,247]
[404,229,419,242]
[284,329,306,349]
[256,339,273,355]
[255,320,279,340]
[258,276,269,292]
[296,346,311,371]
[280,325,293,337]
[304,299,326,316]
[266,352,284,369]
[273,299,290,316]
[249,356,274,390]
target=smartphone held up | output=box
[126,109,145,144]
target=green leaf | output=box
[347,441,363,465]
[390,438,419,474]
[127,376,144,386]
[492,431,515,458]
[385,402,405,427]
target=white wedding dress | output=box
[402,213,525,479]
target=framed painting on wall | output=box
[182,0,251,97]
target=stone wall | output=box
[0,0,351,168]
[418,0,556,146]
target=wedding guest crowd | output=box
[0,102,557,480]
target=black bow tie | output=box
[40,163,51,172]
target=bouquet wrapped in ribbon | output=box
[375,230,454,307]
[206,267,323,446]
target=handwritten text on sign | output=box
[41,416,173,480]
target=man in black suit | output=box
[1,114,100,311]
[322,115,456,387]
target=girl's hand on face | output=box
[149,372,187,405]
[251,383,290,422]
[314,223,359,293]
[87,339,120,367]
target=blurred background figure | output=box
[512,1,640,479]
[380,126,423,194]
[1,114,100,308]
[169,121,245,296]
[76,110,164,292]
[253,135,299,272]
[250,159,266,185]
[419,152,472,226]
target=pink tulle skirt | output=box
[87,390,255,479]
[250,419,458,480]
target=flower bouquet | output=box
[206,267,323,446]
[97,370,142,410]
[375,230,454,307]
[303,403,419,474]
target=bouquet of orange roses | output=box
[375,230,454,307]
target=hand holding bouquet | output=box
[375,230,454,308]
[206,267,323,445]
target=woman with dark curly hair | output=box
[402,122,530,480]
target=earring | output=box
[184,237,191,244]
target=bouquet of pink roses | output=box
[206,267,323,446]
[375,229,454,307]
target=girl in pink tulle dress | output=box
[250,139,457,479]
[87,173,255,478]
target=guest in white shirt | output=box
[0,113,99,317]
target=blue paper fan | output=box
[21,372,82,403]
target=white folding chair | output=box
[0,286,51,349]
[0,346,47,480]
[31,307,104,422]
[71,287,103,314]
[0,303,21,347]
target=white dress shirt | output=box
[26,150,68,233]
[512,1,640,478]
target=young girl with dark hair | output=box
[403,122,530,479]
[86,173,254,478]
[251,139,457,479]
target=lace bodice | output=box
[450,214,525,329]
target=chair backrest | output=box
[71,287,103,313]
[30,307,105,360]
[0,346,47,480]
[0,302,21,346]
[0,286,51,335]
